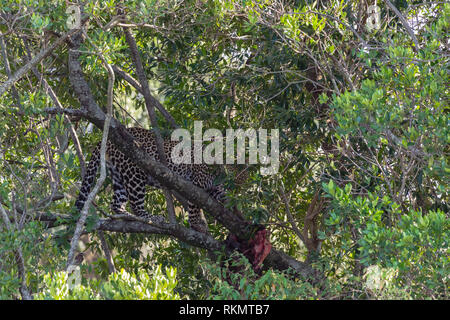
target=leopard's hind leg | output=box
[109,163,128,215]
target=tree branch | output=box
[43,107,87,118]
[279,185,306,245]
[39,212,226,255]
[22,37,87,178]
[98,230,116,274]
[0,34,23,111]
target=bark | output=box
[40,213,226,255]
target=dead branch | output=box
[383,0,420,51]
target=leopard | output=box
[75,127,229,233]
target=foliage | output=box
[205,252,317,300]
[0,220,62,299]
[0,0,448,300]
[321,182,449,299]
[36,265,179,300]
[312,4,449,299]
[330,5,449,210]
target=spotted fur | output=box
[75,127,226,233]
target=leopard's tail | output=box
[75,144,101,211]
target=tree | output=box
[0,0,447,300]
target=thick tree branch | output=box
[39,212,226,255]
[43,107,87,118]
